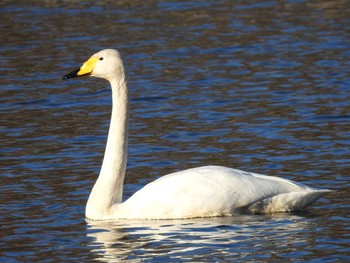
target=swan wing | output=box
[113,166,330,219]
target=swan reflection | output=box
[86,214,313,262]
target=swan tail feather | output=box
[248,189,333,214]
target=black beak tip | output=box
[63,68,80,80]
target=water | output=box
[0,0,349,262]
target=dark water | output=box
[1,0,349,262]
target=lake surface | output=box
[0,0,349,262]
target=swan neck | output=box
[86,76,129,219]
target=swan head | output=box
[63,49,127,82]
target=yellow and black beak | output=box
[63,57,98,79]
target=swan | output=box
[63,49,331,220]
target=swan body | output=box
[63,49,331,220]
[115,165,330,219]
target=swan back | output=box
[114,166,331,219]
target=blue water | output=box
[0,0,349,262]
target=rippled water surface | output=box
[1,0,349,262]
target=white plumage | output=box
[63,49,331,220]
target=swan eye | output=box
[99,57,104,61]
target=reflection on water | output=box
[87,212,350,262]
[87,215,318,262]
[0,0,349,262]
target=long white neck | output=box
[86,77,129,219]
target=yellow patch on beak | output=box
[77,57,98,76]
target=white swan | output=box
[63,49,331,220]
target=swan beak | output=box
[63,57,98,79]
